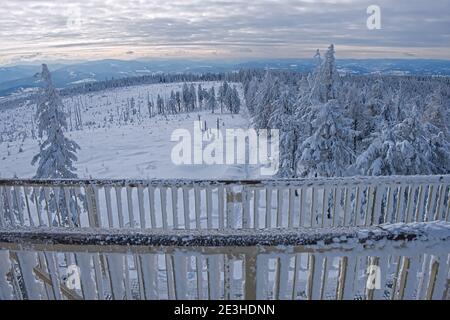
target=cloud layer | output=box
[1,0,449,64]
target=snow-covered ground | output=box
[0,81,259,179]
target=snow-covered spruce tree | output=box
[356,110,448,176]
[207,87,217,113]
[309,44,341,103]
[197,84,204,108]
[298,99,356,177]
[218,81,229,113]
[202,87,209,105]
[175,91,182,113]
[423,89,449,137]
[292,46,345,178]
[32,64,80,179]
[223,86,232,112]
[293,75,314,138]
[230,86,241,114]
[294,76,315,140]
[147,93,154,117]
[429,132,450,174]
[32,64,81,225]
[269,86,298,177]
[313,49,322,69]
[345,83,372,154]
[391,116,435,175]
[383,81,406,125]
[156,94,165,114]
[394,112,450,175]
[182,83,190,111]
[189,84,197,111]
[168,91,177,114]
[364,77,388,131]
[244,77,259,116]
[355,127,399,176]
[199,84,208,110]
[252,71,280,131]
[223,86,240,114]
[130,97,136,116]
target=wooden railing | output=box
[0,175,449,230]
[0,176,449,300]
[0,222,449,300]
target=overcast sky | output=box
[1,0,449,65]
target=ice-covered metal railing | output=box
[0,175,449,230]
[0,222,449,300]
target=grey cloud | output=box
[0,0,448,64]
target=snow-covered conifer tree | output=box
[197,84,204,108]
[224,87,233,112]
[31,64,82,225]
[147,93,154,117]
[218,82,229,113]
[299,100,356,177]
[189,84,196,111]
[423,89,449,137]
[309,44,341,103]
[391,115,439,175]
[230,86,241,114]
[168,91,177,114]
[357,112,446,176]
[182,83,190,111]
[32,64,80,179]
[207,87,217,113]
[355,127,399,176]
[245,77,259,115]
[345,84,371,153]
[429,132,450,174]
[175,91,181,112]
[252,71,280,130]
[269,87,298,177]
[157,94,165,114]
[365,77,386,128]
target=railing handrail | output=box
[1,174,449,231]
[1,174,449,188]
[1,222,449,249]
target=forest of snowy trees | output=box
[102,81,240,123]
[243,44,450,178]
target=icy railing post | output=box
[85,185,100,228]
[244,249,257,300]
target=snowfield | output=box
[0,81,259,179]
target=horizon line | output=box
[3,56,450,68]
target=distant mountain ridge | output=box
[1,58,450,97]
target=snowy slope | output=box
[0,81,258,179]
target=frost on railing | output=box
[0,222,449,300]
[0,175,449,230]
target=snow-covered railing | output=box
[0,175,449,230]
[0,222,449,300]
